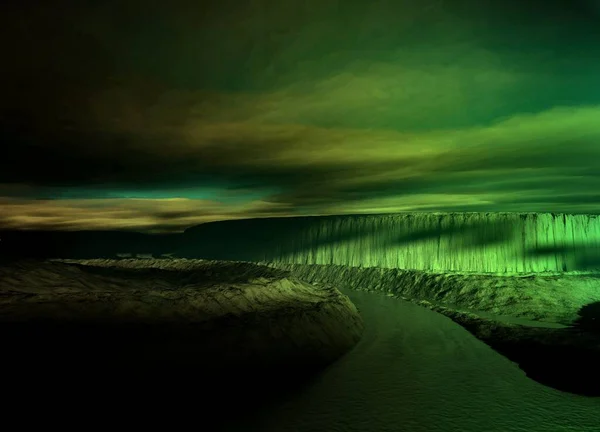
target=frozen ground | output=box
[237,289,600,432]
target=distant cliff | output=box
[182,213,600,273]
[3,213,600,273]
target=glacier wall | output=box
[181,213,600,273]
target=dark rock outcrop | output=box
[0,259,364,422]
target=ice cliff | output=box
[182,212,600,273]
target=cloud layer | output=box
[2,0,600,231]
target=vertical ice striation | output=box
[182,213,600,273]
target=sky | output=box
[1,0,600,232]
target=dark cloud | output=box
[1,0,600,231]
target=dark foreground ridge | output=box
[0,259,364,426]
[421,302,600,397]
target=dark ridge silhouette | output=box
[572,301,600,333]
[0,229,181,261]
[1,319,328,429]
[440,310,600,397]
[492,331,600,397]
[0,259,357,428]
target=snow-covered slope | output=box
[182,212,600,273]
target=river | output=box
[235,289,600,432]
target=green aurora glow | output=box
[2,0,600,231]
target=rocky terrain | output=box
[270,263,600,324]
[0,258,364,422]
[269,263,600,396]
